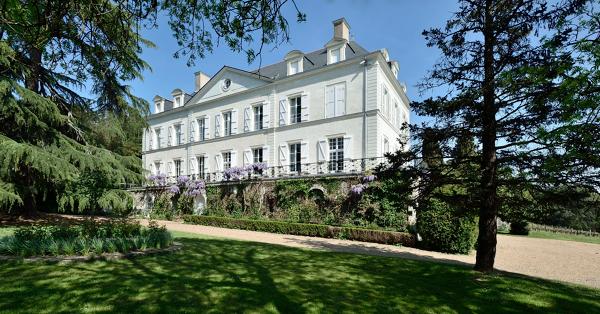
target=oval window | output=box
[222,78,231,91]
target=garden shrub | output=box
[182,215,416,246]
[509,220,530,235]
[417,198,477,254]
[0,220,172,257]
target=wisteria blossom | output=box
[176,175,190,185]
[148,173,167,186]
[168,185,180,194]
[362,174,377,184]
[350,184,366,195]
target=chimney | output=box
[194,71,211,92]
[333,18,350,41]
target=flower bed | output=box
[0,220,173,257]
[182,215,416,247]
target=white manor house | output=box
[142,18,409,182]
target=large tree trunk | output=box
[475,0,498,272]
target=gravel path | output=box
[140,219,600,289]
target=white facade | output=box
[142,18,410,181]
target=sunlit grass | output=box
[526,230,600,245]
[0,228,598,313]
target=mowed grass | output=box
[527,230,600,245]
[0,229,599,313]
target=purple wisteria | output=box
[148,173,167,186]
[166,175,206,197]
[350,174,377,196]
[223,162,268,181]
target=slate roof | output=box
[251,41,370,80]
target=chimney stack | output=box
[194,71,211,92]
[333,18,350,41]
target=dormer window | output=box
[285,50,304,76]
[156,102,162,113]
[287,58,303,75]
[327,45,345,64]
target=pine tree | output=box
[385,0,599,271]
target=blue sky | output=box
[131,0,459,116]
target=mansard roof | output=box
[252,41,370,80]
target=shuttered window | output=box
[325,82,346,118]
[328,137,344,172]
[289,143,301,173]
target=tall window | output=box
[325,82,346,118]
[289,143,301,173]
[154,161,161,175]
[383,87,390,116]
[174,159,182,177]
[290,96,302,124]
[253,148,263,163]
[223,112,232,136]
[175,124,183,145]
[154,128,161,149]
[383,137,390,154]
[197,156,205,178]
[328,137,344,172]
[197,118,205,141]
[253,105,263,131]
[223,152,231,170]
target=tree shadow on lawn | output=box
[0,236,598,313]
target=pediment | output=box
[190,67,273,104]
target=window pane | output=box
[290,97,301,124]
[289,143,301,173]
[328,137,344,172]
[254,105,263,130]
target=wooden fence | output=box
[528,223,600,237]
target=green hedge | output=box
[417,199,477,254]
[182,215,416,247]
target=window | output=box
[289,143,301,173]
[222,78,231,91]
[325,82,346,118]
[154,128,161,149]
[328,137,344,172]
[223,152,232,170]
[383,87,390,116]
[330,48,341,63]
[253,105,264,131]
[197,156,205,178]
[154,161,161,175]
[290,96,302,124]
[223,111,232,136]
[253,148,263,163]
[197,118,206,141]
[383,137,390,154]
[174,159,182,177]
[289,60,300,75]
[175,124,183,145]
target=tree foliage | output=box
[385,0,599,271]
[0,0,303,213]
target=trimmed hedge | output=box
[417,199,477,254]
[509,221,530,235]
[182,215,416,247]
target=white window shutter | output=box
[203,154,210,175]
[149,130,154,150]
[279,99,287,126]
[317,139,328,162]
[149,163,155,175]
[167,126,173,146]
[189,158,196,175]
[231,110,238,134]
[204,116,210,139]
[231,150,238,167]
[180,122,186,143]
[335,83,346,116]
[278,144,288,167]
[262,103,270,129]
[161,127,167,147]
[301,141,309,164]
[243,149,252,165]
[301,93,309,122]
[190,120,196,142]
[263,146,270,166]
[326,86,335,118]
[167,161,174,177]
[214,114,221,137]
[343,136,353,160]
[215,154,223,172]
[243,107,251,132]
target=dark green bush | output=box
[417,198,477,254]
[509,220,530,235]
[0,220,172,257]
[182,215,416,247]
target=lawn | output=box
[526,230,600,245]
[0,229,599,313]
